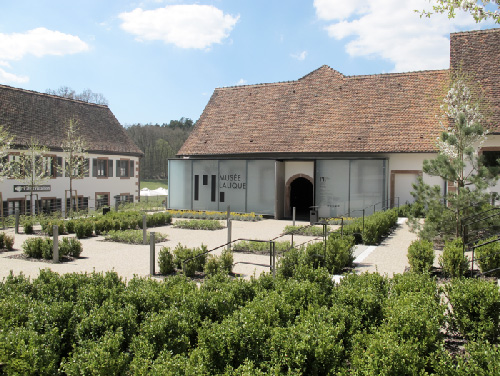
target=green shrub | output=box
[204,256,221,277]
[283,225,327,236]
[220,250,233,274]
[61,329,130,376]
[58,237,83,258]
[0,232,14,251]
[0,326,61,376]
[277,247,301,278]
[104,230,168,244]
[475,237,500,277]
[407,239,435,273]
[158,247,175,275]
[324,234,355,274]
[204,251,234,276]
[66,219,76,234]
[23,218,34,234]
[439,238,469,278]
[270,305,349,374]
[173,244,207,277]
[173,219,224,230]
[75,219,94,239]
[444,278,500,342]
[22,237,53,259]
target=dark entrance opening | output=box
[289,177,313,219]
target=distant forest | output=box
[126,118,195,180]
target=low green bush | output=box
[232,240,291,253]
[407,239,435,273]
[22,237,53,259]
[74,219,93,239]
[158,247,175,275]
[444,278,500,343]
[0,232,14,251]
[204,251,234,277]
[342,208,398,245]
[61,329,130,376]
[475,237,500,277]
[23,218,34,234]
[283,225,328,237]
[104,230,168,244]
[66,219,76,234]
[173,244,208,277]
[439,238,469,278]
[173,219,224,230]
[58,237,83,258]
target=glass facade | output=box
[168,159,275,215]
[316,159,386,218]
[168,159,386,218]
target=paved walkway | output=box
[0,217,429,281]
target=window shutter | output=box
[108,160,113,177]
[56,157,63,177]
[129,160,134,177]
[92,159,97,177]
[84,159,89,177]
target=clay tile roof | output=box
[178,65,447,157]
[450,28,500,132]
[179,28,500,158]
[0,85,143,157]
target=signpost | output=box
[13,185,50,193]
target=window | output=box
[92,158,113,178]
[116,160,130,178]
[194,175,199,201]
[483,150,500,168]
[95,193,109,209]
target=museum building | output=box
[169,28,500,219]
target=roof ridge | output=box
[0,83,109,108]
[451,27,500,37]
[348,68,449,80]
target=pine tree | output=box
[411,72,496,240]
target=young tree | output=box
[12,138,50,215]
[62,119,88,215]
[0,125,13,181]
[418,0,500,23]
[411,73,496,240]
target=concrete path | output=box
[0,217,425,281]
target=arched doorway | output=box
[289,177,313,219]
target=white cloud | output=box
[119,4,240,49]
[236,78,247,85]
[0,28,89,84]
[291,50,308,61]
[0,67,29,83]
[314,0,480,72]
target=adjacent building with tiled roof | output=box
[173,28,500,219]
[0,86,143,214]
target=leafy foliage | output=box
[173,219,224,230]
[407,239,435,273]
[439,238,470,277]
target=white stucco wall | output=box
[386,153,445,205]
[284,161,314,183]
[1,151,140,213]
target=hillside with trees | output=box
[126,118,195,180]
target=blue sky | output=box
[0,0,496,126]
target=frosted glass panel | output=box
[350,160,385,214]
[247,160,275,215]
[218,160,247,212]
[193,160,219,211]
[316,160,350,217]
[168,159,192,210]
